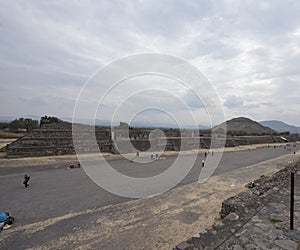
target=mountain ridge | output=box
[260,120,300,134]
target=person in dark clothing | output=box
[23,174,30,188]
[0,212,14,231]
[202,160,205,168]
[69,161,75,169]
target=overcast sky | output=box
[0,0,300,126]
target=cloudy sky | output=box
[0,0,300,126]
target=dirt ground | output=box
[0,131,26,139]
[0,138,17,149]
[2,151,299,250]
[0,141,289,163]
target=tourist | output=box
[0,212,14,232]
[204,152,207,158]
[23,174,30,188]
[202,160,205,168]
[69,161,75,169]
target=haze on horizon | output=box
[0,1,300,127]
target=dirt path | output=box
[0,138,17,149]
[2,152,299,250]
[0,142,290,167]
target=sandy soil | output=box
[0,131,26,139]
[0,138,17,150]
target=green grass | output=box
[270,217,283,223]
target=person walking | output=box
[202,160,205,168]
[23,174,30,188]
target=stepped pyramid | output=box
[4,122,112,158]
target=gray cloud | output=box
[223,95,244,109]
[0,1,300,126]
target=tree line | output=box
[0,116,63,132]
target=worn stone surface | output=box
[232,245,243,250]
[3,121,300,158]
[226,212,239,221]
[175,159,300,250]
[274,239,298,250]
[176,241,191,250]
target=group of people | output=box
[204,150,214,158]
[150,153,159,160]
[68,161,81,169]
[3,160,81,232]
[202,150,215,168]
[1,174,31,231]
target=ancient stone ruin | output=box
[1,122,299,158]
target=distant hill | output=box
[0,116,19,122]
[260,120,300,134]
[213,117,275,135]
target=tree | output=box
[40,116,63,125]
[280,131,290,136]
[9,119,23,131]
[8,118,39,132]
[0,122,9,130]
[24,118,39,131]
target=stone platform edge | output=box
[174,158,300,250]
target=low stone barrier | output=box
[174,160,300,250]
